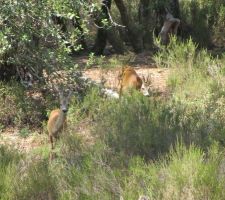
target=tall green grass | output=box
[122,143,225,200]
[0,146,23,200]
[0,134,122,200]
[1,142,224,200]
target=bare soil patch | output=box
[0,128,47,153]
[83,65,170,94]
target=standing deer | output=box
[118,66,149,97]
[47,88,72,149]
[159,9,180,45]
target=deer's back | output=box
[121,69,142,91]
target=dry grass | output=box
[0,128,48,153]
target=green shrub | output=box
[154,37,225,148]
[93,92,178,159]
[122,143,225,200]
[93,87,225,160]
[19,127,30,138]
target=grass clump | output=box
[0,145,57,200]
[19,127,30,138]
[68,87,107,123]
[12,160,57,200]
[0,135,122,200]
[93,92,175,159]
[49,134,122,200]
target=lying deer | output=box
[47,87,72,149]
[119,66,149,97]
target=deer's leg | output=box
[49,135,54,149]
[119,84,123,98]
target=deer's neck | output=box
[55,110,66,130]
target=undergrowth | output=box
[0,81,48,128]
[1,38,225,199]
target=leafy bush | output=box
[0,0,74,80]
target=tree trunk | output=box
[138,0,153,49]
[92,28,107,55]
[92,0,112,55]
[114,0,144,53]
[107,27,125,54]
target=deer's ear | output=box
[56,87,64,99]
[142,75,146,83]
[66,90,73,100]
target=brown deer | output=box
[47,87,72,149]
[159,9,180,45]
[118,66,149,97]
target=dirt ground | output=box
[83,66,169,94]
[0,127,47,153]
[0,54,170,153]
